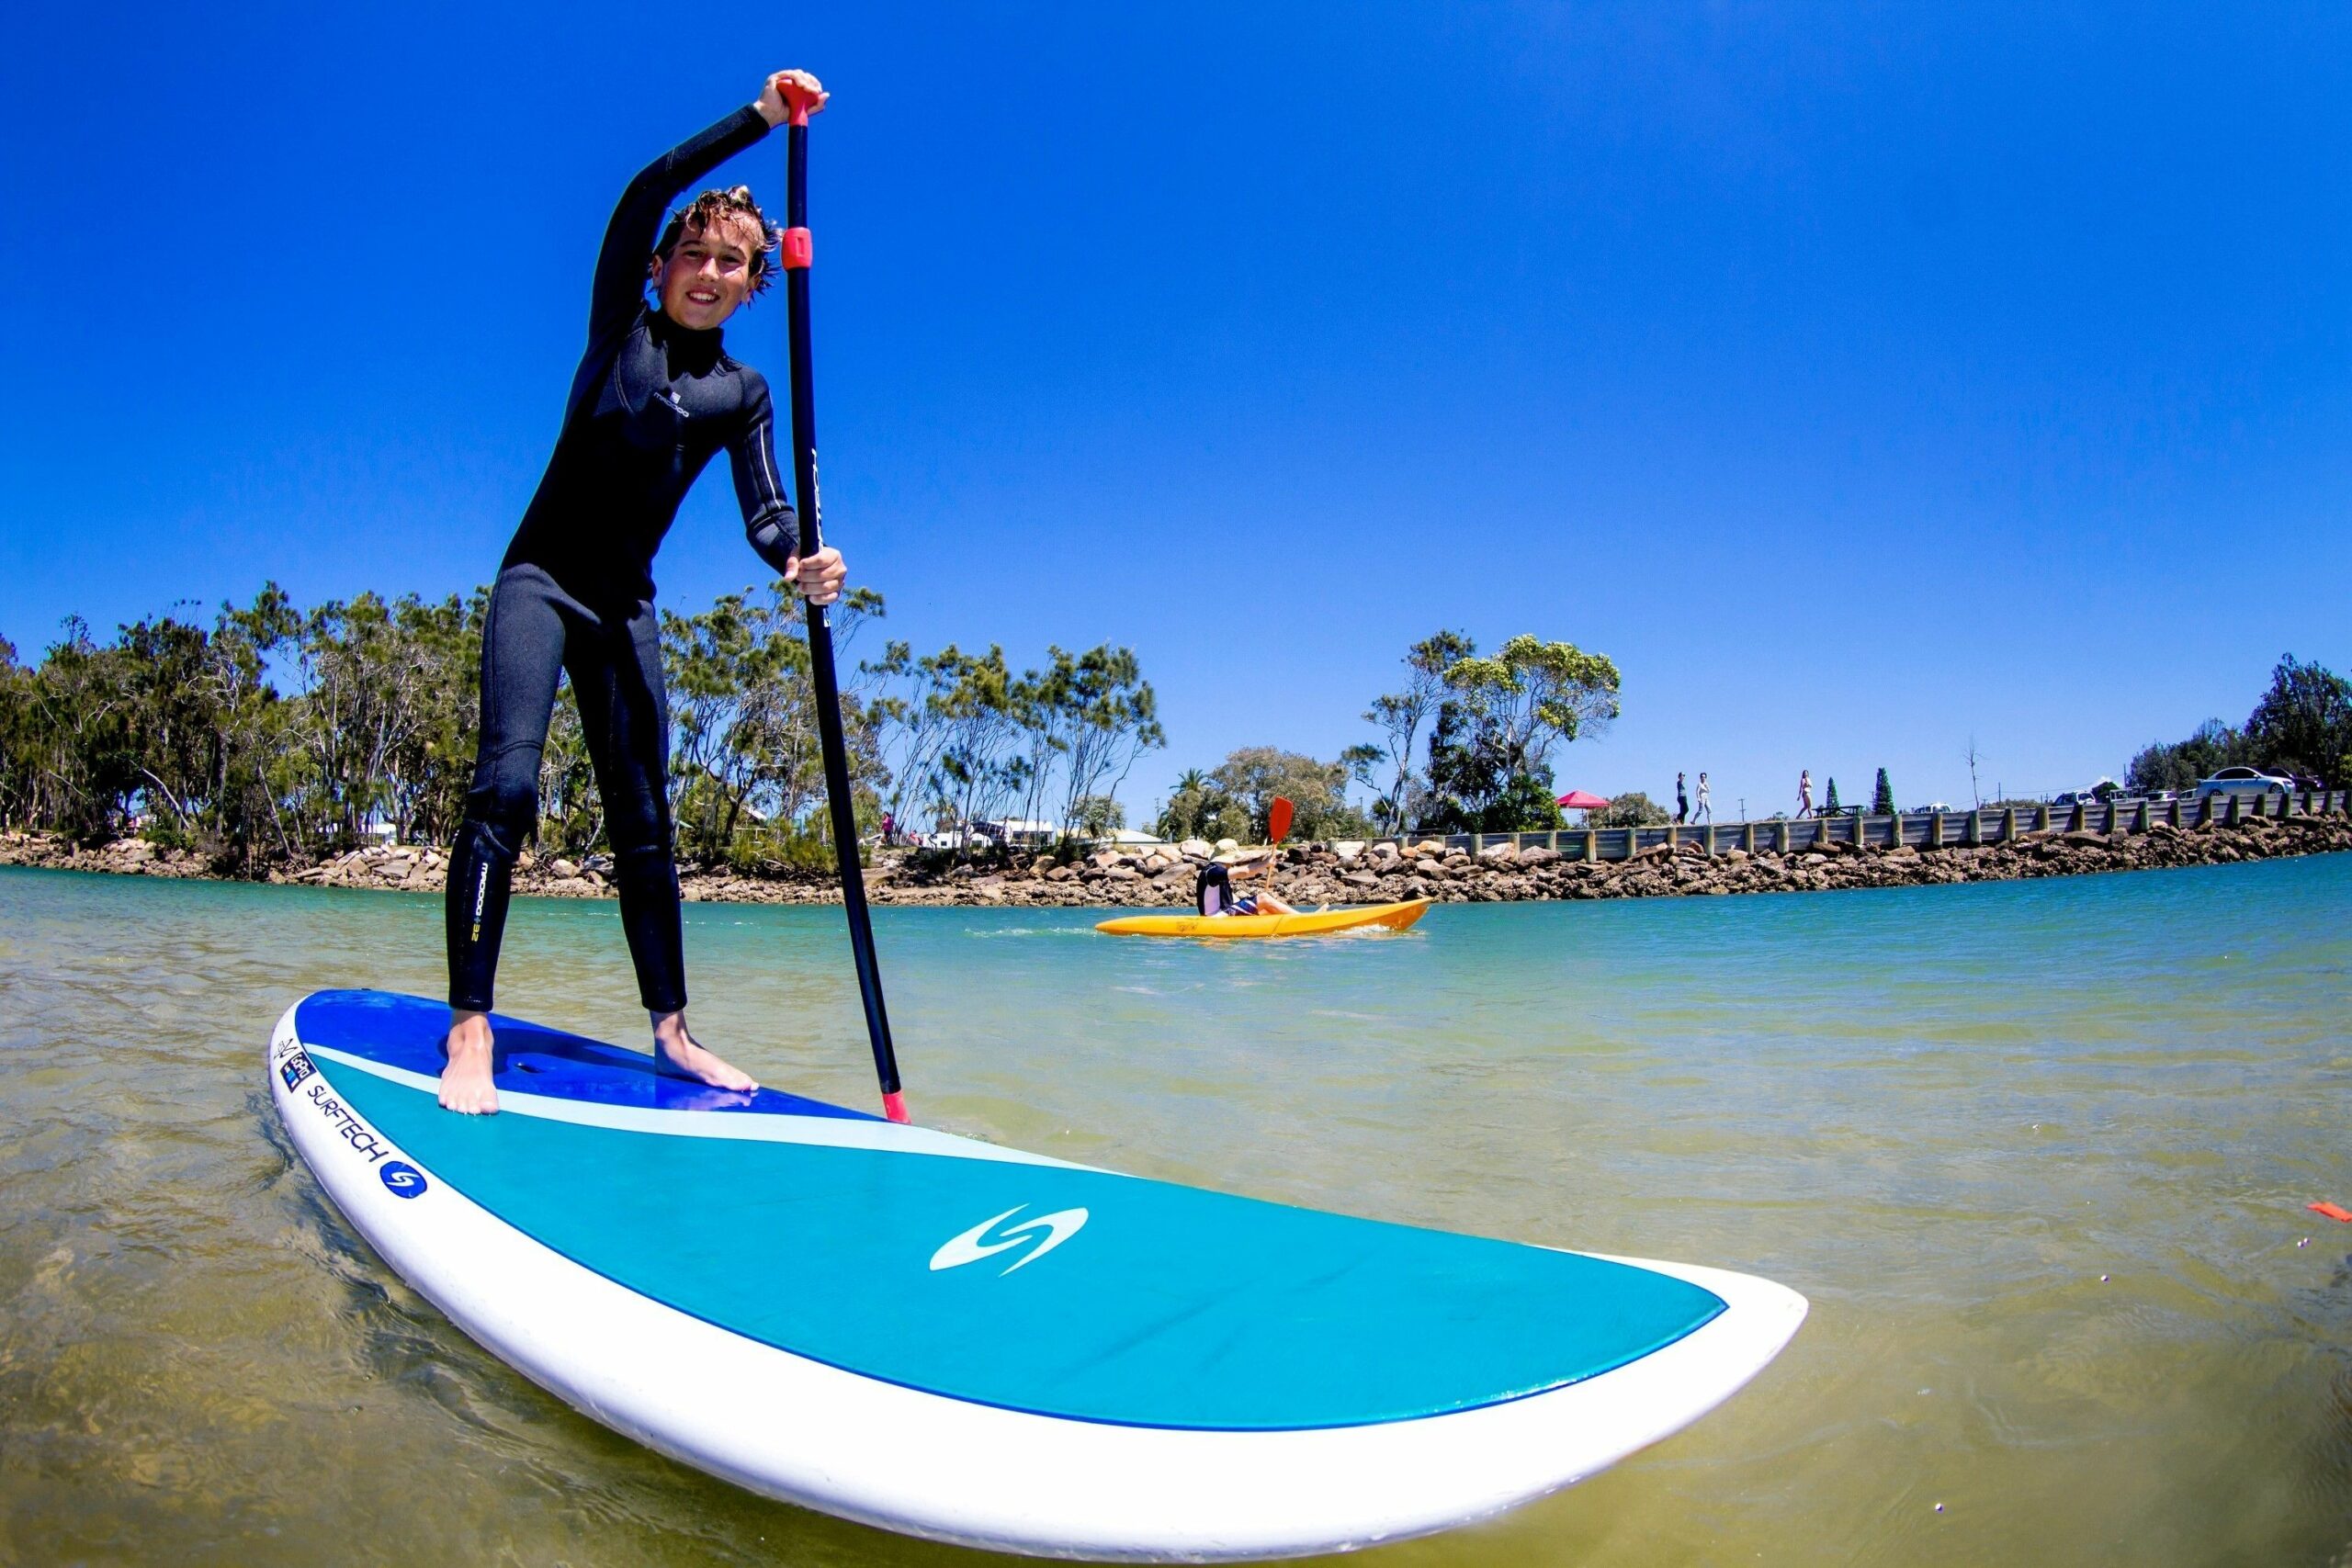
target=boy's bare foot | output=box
[651,1010,757,1092]
[440,1010,499,1114]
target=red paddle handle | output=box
[779,78,825,128]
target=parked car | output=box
[2195,766,2293,799]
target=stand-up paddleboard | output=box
[1095,897,1432,941]
[270,989,1804,1561]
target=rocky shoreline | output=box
[5,809,2347,909]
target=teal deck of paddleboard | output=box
[296,991,1725,1431]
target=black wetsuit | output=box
[446,106,797,1016]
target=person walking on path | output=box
[1694,772,1713,825]
[438,70,848,1116]
[1675,772,1690,824]
[1797,769,1815,818]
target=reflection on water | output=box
[3,855,2349,1564]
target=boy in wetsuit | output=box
[440,70,842,1114]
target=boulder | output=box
[550,858,580,879]
[1477,840,1521,863]
[1178,839,1214,860]
[1334,840,1366,861]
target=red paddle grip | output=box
[779,79,825,128]
[882,1090,910,1124]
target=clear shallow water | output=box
[2,856,2348,1566]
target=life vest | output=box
[1196,862,1237,916]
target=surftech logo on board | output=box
[929,1205,1089,1276]
[379,1161,428,1199]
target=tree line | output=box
[0,581,1165,872]
[2125,655,2351,796]
[1154,629,1625,843]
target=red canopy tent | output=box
[1555,790,1610,810]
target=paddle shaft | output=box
[781,102,907,1122]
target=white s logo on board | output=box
[930,1204,1090,1276]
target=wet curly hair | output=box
[650,186,784,299]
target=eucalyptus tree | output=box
[1048,644,1162,840]
[662,582,885,863]
[1416,634,1621,834]
[1363,630,1473,836]
[1208,746,1366,841]
[1153,769,1248,845]
[0,636,29,827]
[284,592,482,851]
[199,587,302,866]
[926,645,1028,852]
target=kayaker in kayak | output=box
[1195,857,1298,919]
[439,69,844,1116]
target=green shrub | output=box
[1585,790,1669,829]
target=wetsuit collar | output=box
[646,307,726,370]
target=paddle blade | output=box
[1269,796,1295,845]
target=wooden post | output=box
[1928,811,1943,848]
[1703,824,1716,855]
[1963,809,1981,846]
[1741,821,1756,852]
[1666,824,1678,852]
[1584,829,1599,862]
[2000,807,2017,842]
[2035,804,2051,832]
[2224,794,2241,826]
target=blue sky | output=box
[4,4,2346,821]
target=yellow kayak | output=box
[1094,898,1431,940]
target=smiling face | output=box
[650,209,769,330]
